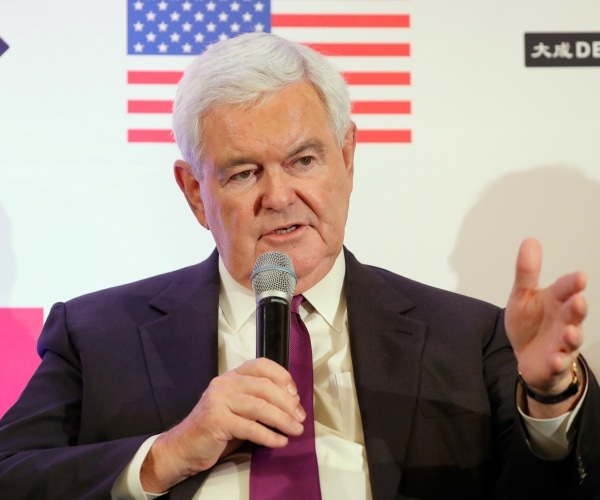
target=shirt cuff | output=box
[519,365,589,460]
[111,434,163,500]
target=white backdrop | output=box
[1,1,599,415]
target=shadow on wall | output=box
[449,165,600,374]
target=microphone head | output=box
[251,251,297,303]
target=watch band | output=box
[518,361,580,404]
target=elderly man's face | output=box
[175,79,356,293]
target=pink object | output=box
[0,308,44,417]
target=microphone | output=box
[251,251,297,369]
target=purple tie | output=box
[249,295,322,499]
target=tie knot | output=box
[291,294,304,314]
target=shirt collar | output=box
[303,252,346,333]
[218,251,347,333]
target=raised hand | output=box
[504,238,587,414]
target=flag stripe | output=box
[271,14,410,28]
[127,70,411,86]
[304,43,410,57]
[129,129,411,144]
[344,72,411,85]
[128,100,411,115]
[353,101,411,114]
[128,129,173,142]
[128,100,172,113]
[128,71,182,85]
[357,130,412,143]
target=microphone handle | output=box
[256,295,290,369]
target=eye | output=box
[230,169,255,182]
[294,156,314,168]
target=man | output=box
[0,32,598,499]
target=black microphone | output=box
[251,251,297,369]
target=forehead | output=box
[200,80,334,162]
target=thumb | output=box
[512,237,542,295]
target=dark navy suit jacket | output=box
[1,248,599,499]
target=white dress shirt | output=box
[113,252,584,499]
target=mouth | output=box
[272,225,299,235]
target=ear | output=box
[173,160,209,229]
[342,121,357,179]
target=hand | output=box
[505,238,587,411]
[140,358,306,493]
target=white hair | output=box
[172,32,352,178]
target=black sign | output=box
[525,33,600,67]
[0,37,8,58]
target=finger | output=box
[223,366,303,422]
[546,319,584,378]
[229,392,304,437]
[236,358,299,396]
[563,290,588,324]
[549,349,579,376]
[549,271,587,304]
[512,237,542,294]
[224,373,305,423]
[228,414,291,448]
[562,323,583,352]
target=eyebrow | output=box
[217,139,329,173]
[218,156,257,173]
[287,139,328,159]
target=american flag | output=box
[127,0,411,144]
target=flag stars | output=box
[128,0,272,55]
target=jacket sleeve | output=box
[0,302,153,500]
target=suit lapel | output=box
[344,248,427,500]
[138,248,427,498]
[139,250,221,428]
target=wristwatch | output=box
[518,361,581,404]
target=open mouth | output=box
[273,225,298,235]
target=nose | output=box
[259,168,297,211]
